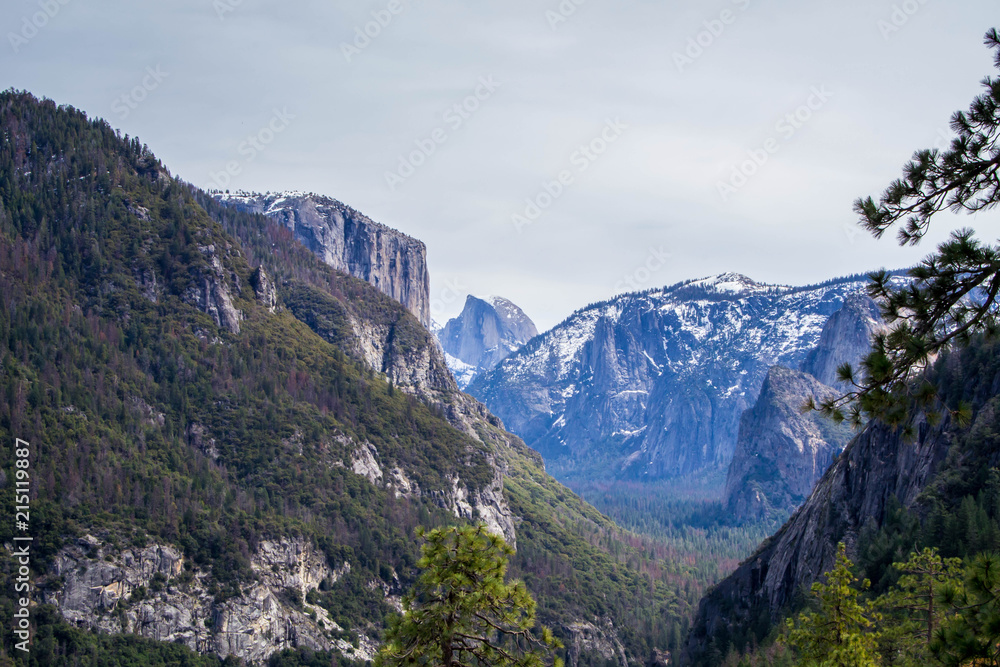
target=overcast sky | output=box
[3,0,998,330]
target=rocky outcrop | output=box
[184,244,243,334]
[216,191,430,327]
[352,315,456,395]
[683,340,1000,666]
[439,471,518,549]
[470,273,871,482]
[724,366,852,522]
[801,294,881,387]
[686,417,949,665]
[437,295,538,388]
[251,266,277,313]
[43,535,369,664]
[566,619,628,667]
[344,440,517,547]
[350,442,384,484]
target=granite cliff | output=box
[215,191,431,327]
[684,338,1000,665]
[723,366,852,522]
[437,295,539,388]
[723,295,879,521]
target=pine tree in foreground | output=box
[375,524,563,667]
[816,28,1000,430]
[931,553,1000,667]
[783,543,881,667]
[874,547,964,666]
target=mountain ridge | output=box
[684,336,1000,665]
[469,272,876,483]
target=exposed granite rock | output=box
[43,535,370,664]
[438,471,518,549]
[343,439,517,546]
[184,245,243,334]
[216,191,430,327]
[566,619,628,667]
[352,316,456,394]
[724,366,853,522]
[136,267,159,303]
[350,442,383,485]
[438,295,538,389]
[188,423,219,460]
[251,266,278,313]
[684,341,1000,665]
[685,417,949,665]
[801,294,881,387]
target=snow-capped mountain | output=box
[467,272,874,483]
[723,293,882,520]
[437,295,538,388]
[214,190,431,326]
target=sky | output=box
[2,0,998,331]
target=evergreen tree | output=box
[819,28,1000,428]
[376,524,563,667]
[783,543,881,667]
[874,548,963,666]
[932,552,1000,666]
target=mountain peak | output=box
[438,295,538,388]
[684,272,777,296]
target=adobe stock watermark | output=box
[512,118,628,234]
[877,0,931,40]
[614,246,672,293]
[384,76,501,191]
[11,437,33,653]
[7,0,73,54]
[716,85,833,202]
[213,0,245,20]
[111,66,169,121]
[673,0,751,72]
[208,108,296,190]
[430,277,467,319]
[546,0,587,31]
[341,0,409,63]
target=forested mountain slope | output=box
[0,91,685,665]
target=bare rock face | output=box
[437,471,518,549]
[251,266,278,313]
[344,439,517,547]
[43,535,370,665]
[801,294,881,387]
[724,366,852,522]
[686,417,949,665]
[684,340,1000,666]
[216,191,430,327]
[184,244,243,334]
[565,619,628,667]
[438,295,539,389]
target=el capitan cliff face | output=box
[216,191,431,327]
